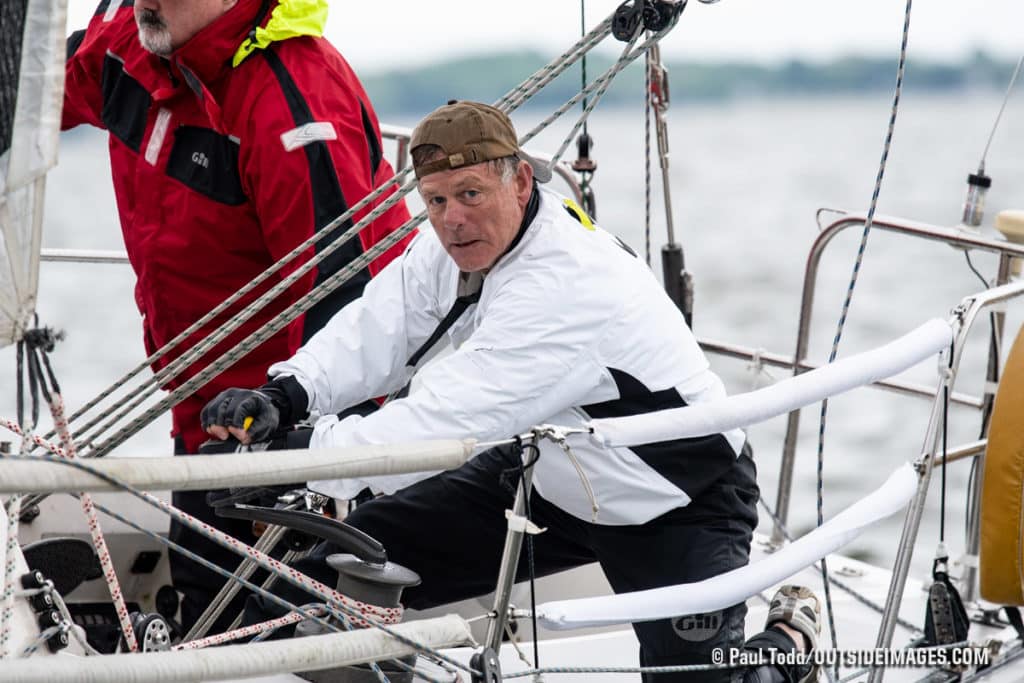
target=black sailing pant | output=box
[251,444,760,683]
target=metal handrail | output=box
[40,248,129,264]
[772,211,1024,546]
[869,281,1024,682]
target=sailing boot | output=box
[742,585,821,683]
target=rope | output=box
[85,495,469,679]
[63,9,656,464]
[813,2,913,675]
[19,623,68,658]
[0,496,21,658]
[0,429,401,626]
[978,53,1024,171]
[47,393,140,652]
[540,31,645,166]
[46,12,618,458]
[502,641,984,679]
[504,662,745,677]
[0,445,479,676]
[83,499,426,683]
[183,523,290,641]
[644,44,653,266]
[224,546,310,633]
[175,606,324,650]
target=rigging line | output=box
[517,17,680,149]
[90,494,475,678]
[184,524,291,641]
[15,340,25,433]
[547,31,642,166]
[224,546,313,634]
[0,451,400,628]
[83,500,352,636]
[68,181,417,452]
[82,28,677,461]
[0,496,22,659]
[77,205,416,455]
[813,2,914,674]
[524,21,675,163]
[581,0,589,133]
[9,454,403,626]
[940,343,952,543]
[67,25,627,457]
[517,442,541,672]
[51,170,412,442]
[644,45,653,266]
[978,53,1024,172]
[496,14,613,111]
[58,17,615,447]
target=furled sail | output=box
[0,0,67,348]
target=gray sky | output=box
[69,1,1023,74]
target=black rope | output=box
[962,249,998,544]
[509,436,542,670]
[12,324,65,438]
[963,250,988,287]
[16,339,25,432]
[939,340,953,543]
[25,339,41,428]
[580,1,588,139]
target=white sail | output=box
[0,0,68,348]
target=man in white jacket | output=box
[202,101,816,682]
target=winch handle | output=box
[216,503,387,565]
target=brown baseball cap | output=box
[410,100,552,183]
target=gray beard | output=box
[136,13,172,56]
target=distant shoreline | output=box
[360,51,1021,117]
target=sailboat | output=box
[3,1,1024,681]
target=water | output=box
[3,91,1024,581]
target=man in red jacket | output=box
[63,0,412,632]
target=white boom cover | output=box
[537,463,917,629]
[590,318,952,447]
[2,614,473,682]
[0,439,476,493]
[0,0,67,348]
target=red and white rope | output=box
[174,608,320,650]
[0,495,22,658]
[2,406,140,653]
[0,414,402,630]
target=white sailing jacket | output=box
[270,186,746,525]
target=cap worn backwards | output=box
[410,100,552,183]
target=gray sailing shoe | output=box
[767,585,821,682]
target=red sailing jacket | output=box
[63,0,413,452]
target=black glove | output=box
[201,388,280,441]
[199,427,314,510]
[197,427,313,455]
[200,376,309,441]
